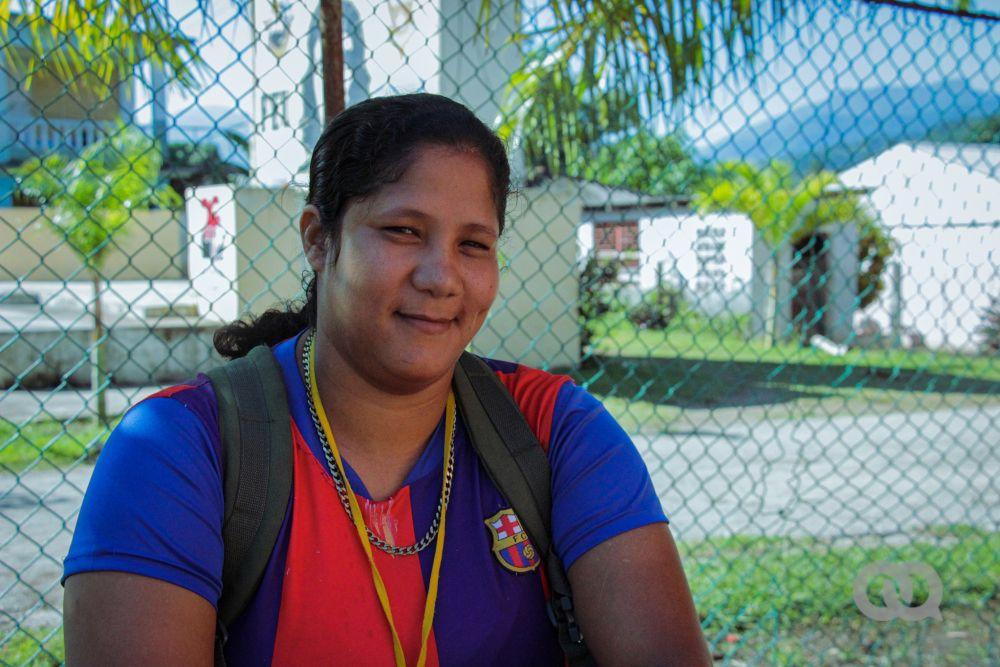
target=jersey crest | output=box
[484,509,540,574]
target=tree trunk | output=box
[90,272,108,426]
[320,0,345,123]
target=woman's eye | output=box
[463,240,491,251]
[386,226,417,236]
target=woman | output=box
[63,94,711,666]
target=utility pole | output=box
[320,0,345,122]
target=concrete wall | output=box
[859,223,998,351]
[839,143,1000,351]
[0,318,223,388]
[233,186,311,315]
[0,207,186,281]
[471,179,581,370]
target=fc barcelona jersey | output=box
[64,330,668,665]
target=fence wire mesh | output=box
[0,0,998,664]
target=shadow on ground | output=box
[560,356,1000,409]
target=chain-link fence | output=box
[1,0,998,663]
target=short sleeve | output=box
[547,383,668,570]
[62,393,225,607]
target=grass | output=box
[0,418,116,472]
[0,627,62,666]
[592,310,1000,382]
[684,523,999,665]
[563,311,1000,433]
[1,526,993,666]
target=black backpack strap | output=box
[205,344,294,666]
[453,352,594,667]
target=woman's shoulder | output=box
[474,355,600,451]
[137,374,219,423]
[65,374,227,605]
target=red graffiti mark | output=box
[199,196,222,259]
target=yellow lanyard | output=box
[307,343,453,667]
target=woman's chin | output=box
[376,346,461,391]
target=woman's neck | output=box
[296,329,452,499]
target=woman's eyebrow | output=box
[462,222,500,238]
[376,206,434,222]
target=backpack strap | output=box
[205,344,294,666]
[453,352,595,667]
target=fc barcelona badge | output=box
[485,509,540,573]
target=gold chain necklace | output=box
[301,329,456,555]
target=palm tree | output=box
[481,0,798,170]
[695,160,893,344]
[0,0,349,120]
[0,0,200,100]
[3,0,797,142]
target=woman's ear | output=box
[300,205,329,272]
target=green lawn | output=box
[565,313,999,433]
[0,418,115,472]
[591,312,999,382]
[3,525,994,666]
[684,523,998,665]
[0,627,62,667]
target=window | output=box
[262,91,290,130]
[594,221,640,267]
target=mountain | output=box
[694,80,1000,173]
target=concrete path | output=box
[0,405,997,631]
[0,385,168,423]
[638,405,1000,541]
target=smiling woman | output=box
[60,94,711,667]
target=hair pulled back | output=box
[213,93,511,359]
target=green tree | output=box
[163,140,249,200]
[928,113,1000,144]
[575,130,706,196]
[0,0,349,120]
[13,127,180,423]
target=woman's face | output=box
[309,145,501,392]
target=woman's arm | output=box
[568,523,712,666]
[64,572,216,667]
[61,388,226,664]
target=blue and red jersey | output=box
[64,330,667,665]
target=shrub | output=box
[578,256,626,353]
[976,295,1000,354]
[627,285,681,330]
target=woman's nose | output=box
[411,245,462,297]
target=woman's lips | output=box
[395,312,456,334]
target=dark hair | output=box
[213,93,511,359]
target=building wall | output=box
[0,207,186,281]
[249,0,519,187]
[472,179,582,370]
[841,145,1000,351]
[861,223,998,351]
[580,209,756,316]
[232,186,311,315]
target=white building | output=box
[837,143,1000,352]
[248,0,519,187]
[576,183,755,317]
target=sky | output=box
[132,0,1000,148]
